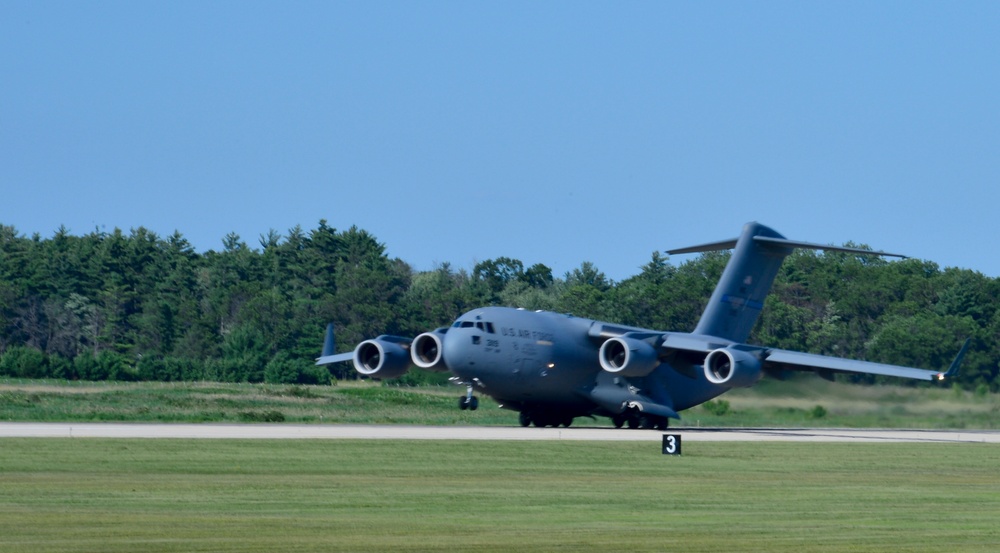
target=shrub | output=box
[264,352,332,385]
[48,354,76,379]
[97,351,135,381]
[0,346,47,378]
[74,352,99,380]
[238,410,286,422]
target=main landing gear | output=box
[611,408,669,431]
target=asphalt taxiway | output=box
[1,423,998,443]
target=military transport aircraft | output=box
[317,222,968,429]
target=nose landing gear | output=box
[458,385,479,411]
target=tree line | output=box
[0,222,997,390]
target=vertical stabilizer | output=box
[667,222,905,343]
[679,222,789,342]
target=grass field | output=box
[0,438,997,552]
[2,376,998,428]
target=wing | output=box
[316,323,353,365]
[764,348,946,381]
[316,352,354,365]
[657,333,968,382]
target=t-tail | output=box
[667,222,907,343]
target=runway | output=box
[1,422,998,443]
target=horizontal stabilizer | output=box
[666,238,738,255]
[752,236,907,258]
[667,235,907,258]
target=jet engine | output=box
[353,336,412,379]
[703,347,762,388]
[599,336,660,377]
[411,330,449,372]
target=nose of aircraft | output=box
[442,323,509,380]
[442,325,481,380]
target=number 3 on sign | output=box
[662,434,682,455]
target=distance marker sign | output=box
[662,434,681,455]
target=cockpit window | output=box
[453,320,495,332]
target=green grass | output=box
[2,376,998,428]
[711,377,1000,429]
[0,379,519,426]
[0,439,997,552]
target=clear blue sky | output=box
[3,1,998,282]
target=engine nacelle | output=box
[411,330,449,371]
[353,336,412,379]
[599,336,660,378]
[704,347,762,388]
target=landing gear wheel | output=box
[626,414,640,429]
[612,414,626,429]
[639,415,655,430]
[655,418,669,431]
[532,413,554,428]
[519,412,532,427]
[459,387,479,411]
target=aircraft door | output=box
[509,336,547,397]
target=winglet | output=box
[322,323,336,357]
[316,323,355,366]
[938,338,971,381]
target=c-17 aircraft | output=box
[317,222,968,429]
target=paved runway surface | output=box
[1,423,998,443]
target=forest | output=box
[0,221,997,391]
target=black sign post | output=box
[662,434,682,455]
